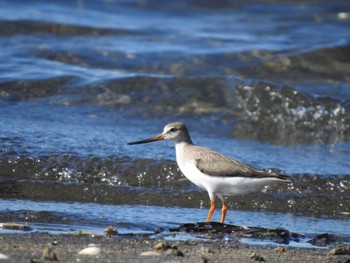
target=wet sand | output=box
[1,233,347,263]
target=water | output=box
[0,0,350,248]
[1,199,349,248]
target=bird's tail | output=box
[259,168,291,183]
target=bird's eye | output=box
[169,127,177,132]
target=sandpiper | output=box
[128,122,290,223]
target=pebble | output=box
[41,247,58,261]
[78,246,102,256]
[164,248,184,257]
[201,254,209,263]
[154,241,171,251]
[327,245,350,263]
[0,253,9,259]
[275,247,286,253]
[153,241,184,257]
[250,252,265,261]
[140,251,161,257]
[104,226,118,237]
[0,223,31,231]
[328,245,350,256]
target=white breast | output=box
[175,143,206,190]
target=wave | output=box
[233,81,350,145]
[0,156,348,217]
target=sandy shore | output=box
[1,233,348,263]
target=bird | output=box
[127,122,290,224]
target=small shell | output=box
[139,251,161,257]
[78,246,102,256]
[0,253,10,259]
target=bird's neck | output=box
[173,135,193,162]
[175,141,192,167]
[171,134,193,145]
[175,140,192,149]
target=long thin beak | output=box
[127,134,165,145]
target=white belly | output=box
[177,158,279,196]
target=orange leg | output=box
[205,200,215,222]
[220,200,227,224]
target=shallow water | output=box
[0,0,349,248]
[1,199,349,248]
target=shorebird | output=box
[128,122,290,224]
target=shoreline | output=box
[0,233,347,263]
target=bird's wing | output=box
[194,149,287,180]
